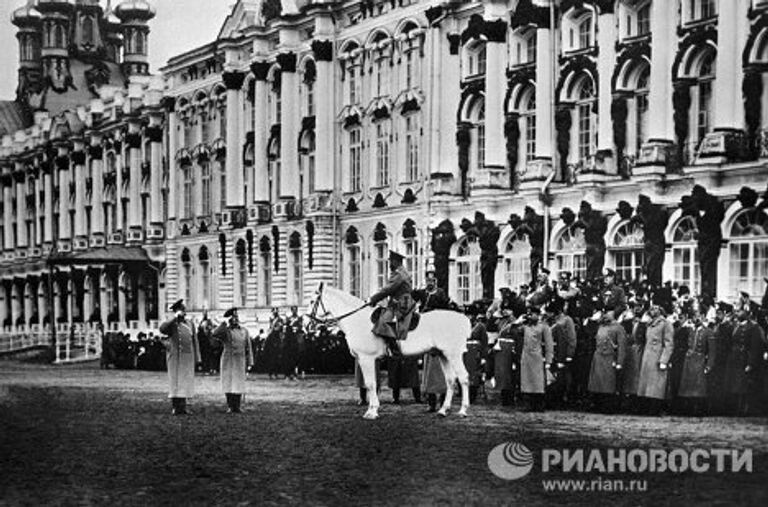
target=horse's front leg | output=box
[359,356,380,420]
[438,356,455,417]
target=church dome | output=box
[114,0,156,21]
[11,3,43,27]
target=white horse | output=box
[310,284,472,420]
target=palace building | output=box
[0,0,167,357]
[2,0,768,355]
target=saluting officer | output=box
[159,299,201,415]
[212,308,254,413]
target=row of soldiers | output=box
[373,268,768,416]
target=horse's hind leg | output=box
[437,355,455,417]
[449,354,470,417]
[359,356,380,420]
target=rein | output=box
[308,290,369,326]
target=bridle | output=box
[307,283,369,327]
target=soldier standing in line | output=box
[159,300,201,416]
[493,308,522,407]
[587,306,628,413]
[212,308,254,413]
[636,303,674,415]
[519,308,554,412]
[546,300,576,407]
[413,269,451,412]
[465,313,488,404]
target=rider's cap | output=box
[170,299,185,312]
[223,307,238,318]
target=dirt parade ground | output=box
[1,362,767,506]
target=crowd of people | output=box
[375,267,768,416]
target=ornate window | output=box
[637,4,651,35]
[405,114,420,182]
[695,52,715,147]
[610,221,645,283]
[575,76,596,163]
[465,42,486,78]
[259,238,272,307]
[348,64,359,105]
[671,216,700,294]
[201,162,211,216]
[523,93,536,162]
[82,16,94,45]
[348,244,362,297]
[403,233,420,288]
[349,128,362,192]
[236,240,248,307]
[54,24,66,49]
[475,103,485,172]
[268,137,280,203]
[554,226,587,280]
[728,208,768,300]
[502,233,531,290]
[218,161,226,212]
[687,0,717,22]
[289,233,303,306]
[375,122,390,187]
[373,239,389,291]
[182,165,193,219]
[198,246,211,309]
[455,237,482,305]
[300,131,316,194]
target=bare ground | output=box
[0,361,767,506]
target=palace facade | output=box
[2,0,768,345]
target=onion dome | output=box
[114,0,156,21]
[11,3,43,27]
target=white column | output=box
[148,122,164,225]
[646,0,677,143]
[252,65,270,203]
[90,144,104,243]
[713,0,750,131]
[279,53,300,199]
[3,180,13,250]
[438,29,461,177]
[596,11,617,171]
[313,43,334,192]
[223,71,246,208]
[57,151,71,245]
[126,126,142,236]
[483,30,507,169]
[535,24,554,161]
[43,169,53,245]
[14,165,27,249]
[166,109,178,221]
[72,144,87,246]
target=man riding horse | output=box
[366,250,415,356]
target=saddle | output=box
[370,304,421,333]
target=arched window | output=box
[302,61,315,117]
[728,208,768,299]
[474,102,486,172]
[610,221,645,283]
[618,62,650,158]
[522,92,536,163]
[259,237,272,307]
[181,248,192,306]
[198,246,211,309]
[671,216,700,294]
[54,24,66,49]
[348,244,362,297]
[455,237,481,305]
[289,233,303,305]
[348,127,362,192]
[182,164,193,219]
[403,223,420,287]
[554,226,587,280]
[82,16,94,45]
[465,43,486,78]
[514,29,537,66]
[218,103,227,141]
[695,51,715,149]
[235,239,248,307]
[633,66,650,156]
[373,229,389,291]
[375,122,390,187]
[300,131,316,194]
[269,71,281,125]
[575,75,596,163]
[405,114,420,182]
[268,137,281,203]
[201,162,211,216]
[502,232,531,290]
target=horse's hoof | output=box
[458,410,468,417]
[437,409,448,417]
[362,411,379,420]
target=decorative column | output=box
[637,0,678,172]
[126,122,143,243]
[37,280,47,328]
[222,70,246,226]
[477,1,508,189]
[312,36,334,193]
[251,61,270,208]
[42,157,53,250]
[146,120,165,240]
[14,162,28,256]
[72,140,88,250]
[278,51,300,202]
[89,140,105,247]
[2,174,14,254]
[593,4,618,175]
[699,0,751,162]
[56,148,71,252]
[426,6,461,195]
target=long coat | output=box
[464,322,488,387]
[724,320,767,395]
[493,320,521,391]
[520,322,554,394]
[637,317,674,399]
[212,323,254,394]
[678,324,712,398]
[159,317,200,398]
[622,320,645,396]
[370,265,414,340]
[588,321,628,394]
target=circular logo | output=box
[487,442,534,480]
